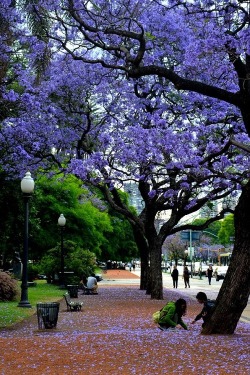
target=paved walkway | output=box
[0,270,249,375]
[102,268,250,323]
[162,271,250,323]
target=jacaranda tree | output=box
[0,1,250,333]
[5,56,242,299]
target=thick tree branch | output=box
[230,136,250,153]
[128,66,242,107]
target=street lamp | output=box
[189,230,193,278]
[18,171,34,308]
[202,230,219,261]
[58,214,66,287]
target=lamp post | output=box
[184,249,188,267]
[189,229,193,278]
[58,214,66,287]
[18,171,34,308]
[202,230,219,262]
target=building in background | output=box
[123,182,144,214]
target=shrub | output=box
[0,272,20,301]
[28,263,40,281]
[38,241,96,282]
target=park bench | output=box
[63,293,83,311]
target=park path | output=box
[0,270,249,375]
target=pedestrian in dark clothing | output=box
[183,266,190,288]
[191,292,216,327]
[171,265,179,288]
[206,265,213,285]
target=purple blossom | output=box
[148,190,157,198]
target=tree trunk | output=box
[149,236,163,299]
[202,180,250,334]
[132,226,149,290]
[146,266,151,295]
[140,248,149,290]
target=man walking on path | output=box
[206,265,213,285]
[171,265,179,288]
[183,266,190,288]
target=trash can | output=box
[67,285,78,298]
[37,302,60,329]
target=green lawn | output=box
[0,280,64,328]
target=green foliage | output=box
[67,246,96,278]
[37,254,55,278]
[0,176,24,264]
[0,272,20,301]
[30,174,113,260]
[0,173,138,267]
[0,280,63,328]
[218,214,234,245]
[192,218,221,244]
[38,240,96,280]
[192,216,234,246]
[28,263,40,281]
[145,31,156,40]
[103,216,139,261]
[96,189,139,261]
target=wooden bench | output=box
[63,293,83,311]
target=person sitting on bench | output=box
[86,273,98,294]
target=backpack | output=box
[207,299,216,309]
[206,299,216,317]
[152,301,174,324]
[152,310,161,323]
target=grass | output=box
[0,280,64,328]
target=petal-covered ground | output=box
[0,270,249,375]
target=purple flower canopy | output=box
[1,0,249,204]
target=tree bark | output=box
[148,235,163,299]
[202,180,250,334]
[140,252,149,291]
[132,226,149,290]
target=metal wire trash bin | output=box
[37,302,60,329]
[67,285,78,298]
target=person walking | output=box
[206,265,213,285]
[158,298,188,331]
[183,266,190,288]
[171,265,179,288]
